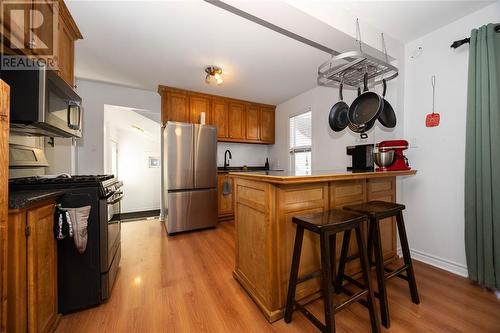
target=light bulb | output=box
[214,73,221,80]
[216,77,223,85]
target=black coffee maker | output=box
[346,144,374,172]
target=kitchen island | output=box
[229,169,416,322]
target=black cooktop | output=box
[9,174,114,185]
[9,175,116,197]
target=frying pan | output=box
[348,86,369,134]
[378,79,397,128]
[348,73,384,132]
[328,82,349,132]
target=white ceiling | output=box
[67,0,494,105]
[328,0,495,43]
[67,0,328,105]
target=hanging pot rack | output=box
[317,21,399,89]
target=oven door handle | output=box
[107,193,123,205]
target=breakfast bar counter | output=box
[229,169,416,322]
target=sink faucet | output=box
[224,150,232,170]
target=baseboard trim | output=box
[397,247,468,277]
[121,209,160,221]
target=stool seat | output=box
[292,209,366,232]
[344,200,405,219]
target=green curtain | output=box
[465,23,500,289]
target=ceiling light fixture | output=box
[205,66,223,85]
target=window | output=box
[289,111,312,175]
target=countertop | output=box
[9,190,66,210]
[229,169,417,184]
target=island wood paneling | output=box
[232,174,403,322]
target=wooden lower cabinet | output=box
[8,201,59,333]
[233,176,398,322]
[1,80,10,333]
[217,174,234,220]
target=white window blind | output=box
[289,111,312,175]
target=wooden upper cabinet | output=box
[228,102,246,140]
[189,95,210,124]
[260,107,275,143]
[57,19,74,86]
[56,1,82,87]
[245,104,260,141]
[31,1,55,56]
[0,2,31,54]
[27,204,58,333]
[158,85,275,144]
[212,99,229,139]
[166,92,189,123]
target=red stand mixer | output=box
[375,140,411,172]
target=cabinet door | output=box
[57,17,75,86]
[0,81,8,333]
[212,99,228,139]
[217,174,234,217]
[7,212,27,333]
[228,102,246,140]
[245,104,260,141]
[189,95,210,124]
[32,1,55,56]
[260,107,275,143]
[27,203,57,333]
[167,92,189,123]
[0,221,6,333]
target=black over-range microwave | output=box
[1,64,82,138]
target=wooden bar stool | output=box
[284,209,380,333]
[340,201,420,328]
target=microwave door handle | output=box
[67,103,81,130]
[74,104,81,130]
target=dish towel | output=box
[66,206,91,254]
[222,180,232,195]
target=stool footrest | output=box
[342,274,366,289]
[294,301,326,331]
[384,265,409,281]
[335,289,368,313]
[296,270,322,285]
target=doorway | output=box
[104,104,161,221]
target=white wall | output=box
[104,106,161,213]
[75,79,160,174]
[217,142,269,168]
[402,1,500,277]
[270,81,403,172]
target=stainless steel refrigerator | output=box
[162,121,217,234]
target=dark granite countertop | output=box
[217,166,282,174]
[9,190,66,210]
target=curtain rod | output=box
[451,24,500,49]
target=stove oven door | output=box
[100,190,122,300]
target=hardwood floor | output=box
[56,220,500,333]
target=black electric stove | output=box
[9,174,123,314]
